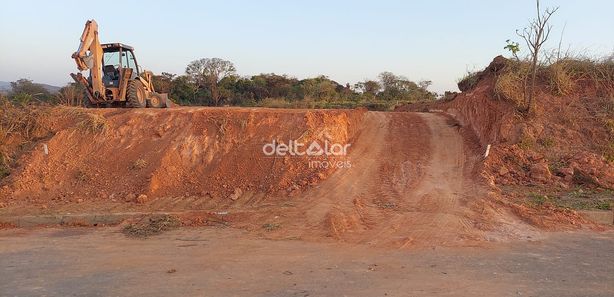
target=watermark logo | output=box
[262,140,351,157]
[262,140,352,169]
[308,160,352,169]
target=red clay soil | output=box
[397,56,614,230]
[0,107,364,207]
[0,106,541,248]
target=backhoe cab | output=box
[71,20,169,108]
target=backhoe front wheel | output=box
[127,80,147,108]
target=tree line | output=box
[4,57,437,109]
[153,58,436,107]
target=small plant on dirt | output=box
[528,193,549,206]
[595,201,612,211]
[504,39,521,60]
[568,187,591,199]
[132,158,148,170]
[573,171,600,187]
[122,215,182,238]
[262,222,281,231]
[74,170,89,182]
[548,159,567,175]
[517,134,535,150]
[0,165,9,179]
[537,137,555,148]
[604,119,614,135]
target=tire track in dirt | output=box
[289,111,530,248]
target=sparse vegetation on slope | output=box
[0,96,51,180]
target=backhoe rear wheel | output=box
[127,80,147,108]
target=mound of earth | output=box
[0,107,364,210]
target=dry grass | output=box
[55,84,84,106]
[546,62,575,96]
[122,215,182,238]
[457,71,481,92]
[66,109,108,133]
[558,56,614,98]
[262,222,282,231]
[0,96,51,179]
[132,158,148,170]
[492,55,614,109]
[494,62,528,106]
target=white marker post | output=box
[483,144,491,159]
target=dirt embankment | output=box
[0,107,365,210]
[398,56,614,228]
[0,106,541,247]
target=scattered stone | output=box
[125,193,136,202]
[229,188,243,200]
[136,194,149,204]
[559,167,574,182]
[530,163,551,183]
[498,167,509,176]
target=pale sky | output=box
[1,0,613,93]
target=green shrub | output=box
[457,71,481,92]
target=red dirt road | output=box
[267,112,538,247]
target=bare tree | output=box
[517,0,559,114]
[186,58,236,105]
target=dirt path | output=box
[281,111,520,247]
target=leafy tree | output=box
[152,72,176,94]
[169,75,199,105]
[298,76,340,101]
[418,80,432,91]
[354,80,380,99]
[157,59,436,107]
[186,58,236,105]
[376,72,435,102]
[9,79,51,103]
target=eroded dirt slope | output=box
[0,107,364,209]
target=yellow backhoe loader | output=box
[71,20,169,108]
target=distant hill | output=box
[0,81,11,94]
[0,80,62,94]
[37,83,62,93]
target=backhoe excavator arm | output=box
[71,20,105,102]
